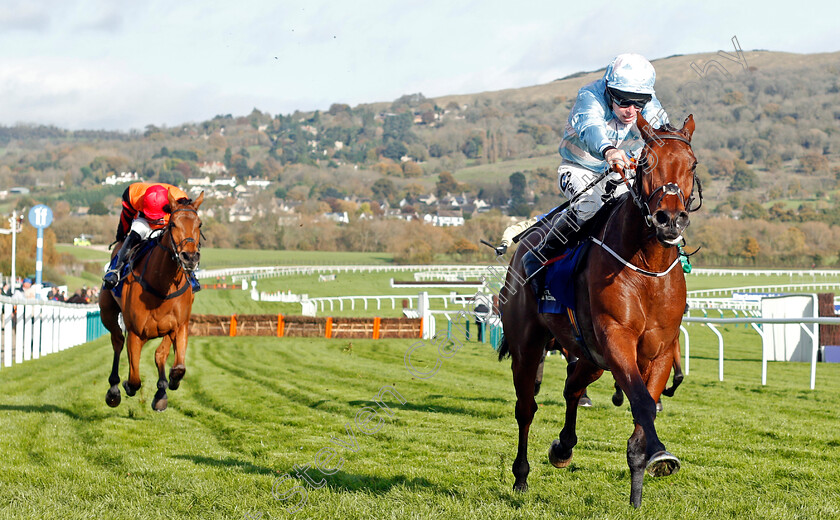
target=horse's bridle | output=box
[628,133,703,228]
[159,207,202,273]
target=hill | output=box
[0,48,839,270]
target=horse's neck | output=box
[152,232,183,281]
[605,198,677,272]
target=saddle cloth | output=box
[537,241,590,314]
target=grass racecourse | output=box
[2,249,840,519]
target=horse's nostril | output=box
[654,211,670,227]
[676,211,690,229]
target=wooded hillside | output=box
[0,49,838,270]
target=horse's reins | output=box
[136,206,201,300]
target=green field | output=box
[1,324,839,519]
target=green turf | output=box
[1,326,839,519]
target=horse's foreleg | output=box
[511,342,544,492]
[627,424,646,508]
[612,346,680,507]
[549,357,602,468]
[100,290,125,407]
[123,332,143,397]
[168,323,189,391]
[152,335,173,411]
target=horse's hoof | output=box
[656,400,664,413]
[123,381,139,397]
[612,392,624,407]
[169,365,186,390]
[578,396,592,408]
[105,387,121,408]
[548,439,572,468]
[152,397,168,412]
[646,451,680,477]
[513,481,528,493]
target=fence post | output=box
[325,317,333,339]
[277,314,285,337]
[373,317,380,340]
[230,315,237,337]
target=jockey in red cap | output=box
[103,182,188,290]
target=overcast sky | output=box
[0,0,837,131]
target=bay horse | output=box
[498,113,699,507]
[99,191,204,412]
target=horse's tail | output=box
[497,334,510,361]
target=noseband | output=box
[632,134,702,227]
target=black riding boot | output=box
[103,231,141,290]
[522,211,581,297]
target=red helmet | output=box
[142,185,169,221]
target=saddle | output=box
[107,239,159,298]
[514,193,629,313]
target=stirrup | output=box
[103,269,120,289]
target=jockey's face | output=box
[612,102,640,125]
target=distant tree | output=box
[462,135,483,159]
[371,178,397,202]
[382,141,407,161]
[87,200,110,215]
[435,172,459,197]
[799,152,829,174]
[223,147,232,169]
[158,170,185,186]
[728,236,760,263]
[730,161,758,191]
[740,201,767,219]
[401,161,423,177]
[509,172,527,206]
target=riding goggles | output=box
[607,87,651,109]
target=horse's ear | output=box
[635,112,656,142]
[194,191,204,209]
[680,114,695,141]
[167,189,177,207]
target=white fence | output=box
[0,296,102,369]
[680,316,840,390]
[690,268,840,277]
[688,283,840,299]
[302,292,481,314]
[196,264,493,283]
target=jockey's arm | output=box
[498,215,541,252]
[570,89,614,159]
[128,217,158,242]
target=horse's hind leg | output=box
[168,322,190,391]
[99,290,124,407]
[549,357,602,467]
[510,336,546,492]
[662,344,684,398]
[152,335,173,411]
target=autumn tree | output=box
[435,171,460,197]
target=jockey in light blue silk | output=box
[521,53,671,296]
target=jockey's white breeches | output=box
[557,160,634,223]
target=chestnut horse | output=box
[99,191,204,412]
[498,113,699,507]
